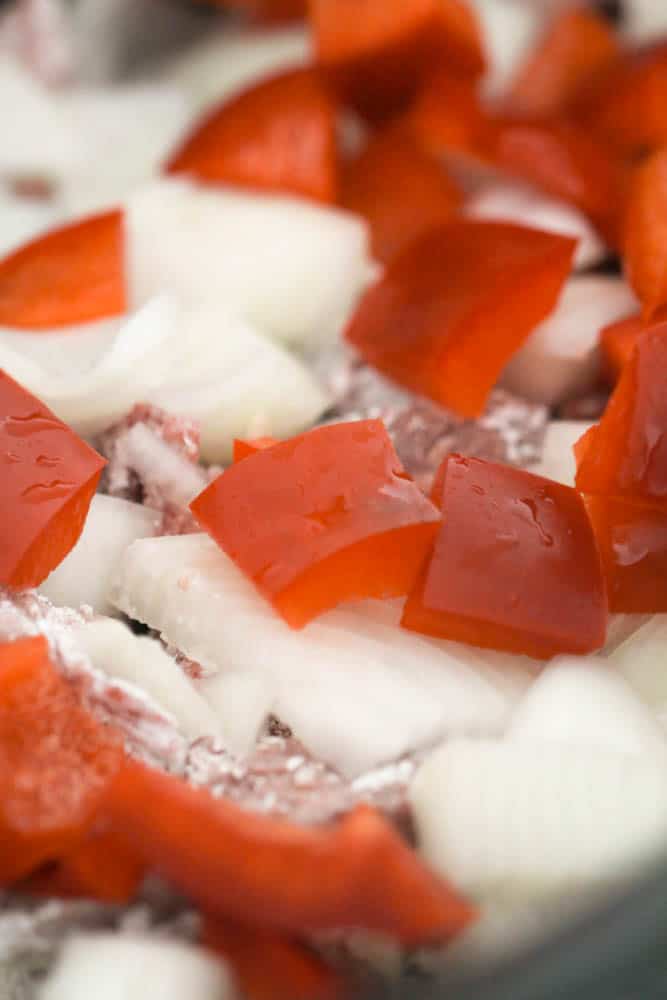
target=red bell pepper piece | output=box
[599,313,650,384]
[345,220,576,418]
[212,0,307,20]
[191,420,441,628]
[104,760,475,946]
[401,456,607,659]
[0,636,124,885]
[623,148,667,319]
[406,70,493,164]
[233,437,280,462]
[0,371,106,588]
[341,127,463,264]
[310,0,485,121]
[584,495,667,614]
[507,7,620,119]
[0,210,125,329]
[203,918,345,1000]
[575,323,667,506]
[166,69,338,203]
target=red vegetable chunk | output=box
[575,323,667,506]
[213,0,307,20]
[623,148,667,319]
[345,221,575,417]
[166,69,338,203]
[233,436,280,462]
[191,421,441,627]
[599,313,649,383]
[0,371,106,588]
[402,457,607,659]
[0,210,125,329]
[585,495,667,614]
[311,0,485,121]
[0,636,124,885]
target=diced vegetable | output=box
[111,534,532,777]
[40,495,159,615]
[599,312,651,384]
[166,68,338,203]
[345,220,575,417]
[529,421,593,487]
[190,421,441,627]
[402,457,607,659]
[198,670,274,757]
[469,0,541,98]
[0,371,106,589]
[233,437,279,462]
[608,616,667,712]
[126,178,374,350]
[410,740,667,899]
[623,149,667,319]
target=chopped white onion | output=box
[502,276,638,407]
[39,934,236,1000]
[110,534,535,777]
[40,494,159,616]
[410,740,667,900]
[470,1,542,99]
[608,617,667,716]
[622,1,667,43]
[0,185,61,256]
[528,420,592,486]
[125,178,375,351]
[198,670,274,758]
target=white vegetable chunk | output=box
[465,183,606,271]
[529,420,592,486]
[125,178,374,351]
[40,495,159,616]
[73,617,223,741]
[39,935,236,1000]
[0,186,61,256]
[110,534,533,777]
[502,277,638,407]
[410,740,667,900]
[508,657,667,759]
[470,1,542,98]
[608,617,667,715]
[198,670,274,758]
[622,1,667,43]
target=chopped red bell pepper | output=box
[0,636,124,885]
[0,371,106,588]
[213,0,307,20]
[584,495,667,614]
[203,918,345,1000]
[406,70,493,164]
[233,437,280,462]
[345,220,576,418]
[104,760,475,945]
[341,126,463,264]
[310,0,485,121]
[166,69,338,203]
[0,210,125,329]
[623,148,667,319]
[600,313,649,384]
[507,7,620,119]
[401,456,607,659]
[575,323,667,506]
[191,421,441,628]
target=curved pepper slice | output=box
[623,148,667,319]
[0,371,106,588]
[166,69,338,203]
[575,323,667,506]
[341,127,463,264]
[0,210,125,329]
[507,7,620,119]
[406,70,493,164]
[402,456,607,659]
[584,495,667,614]
[345,221,575,418]
[233,437,280,462]
[0,636,124,885]
[104,760,474,945]
[203,918,345,1000]
[599,308,667,384]
[191,421,441,628]
[311,0,485,121]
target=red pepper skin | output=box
[600,313,650,384]
[0,637,124,886]
[191,421,441,628]
[584,495,667,614]
[345,221,576,418]
[166,69,338,204]
[0,371,106,588]
[623,149,667,319]
[402,456,607,659]
[0,210,125,329]
[210,0,307,20]
[341,127,462,264]
[575,323,667,507]
[232,436,279,462]
[311,0,485,122]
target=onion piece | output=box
[470,0,542,99]
[410,740,667,900]
[502,277,638,407]
[40,494,159,616]
[608,617,667,715]
[529,419,593,486]
[0,185,61,256]
[198,670,274,759]
[39,934,235,1000]
[125,178,375,351]
[110,534,534,778]
[622,1,667,43]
